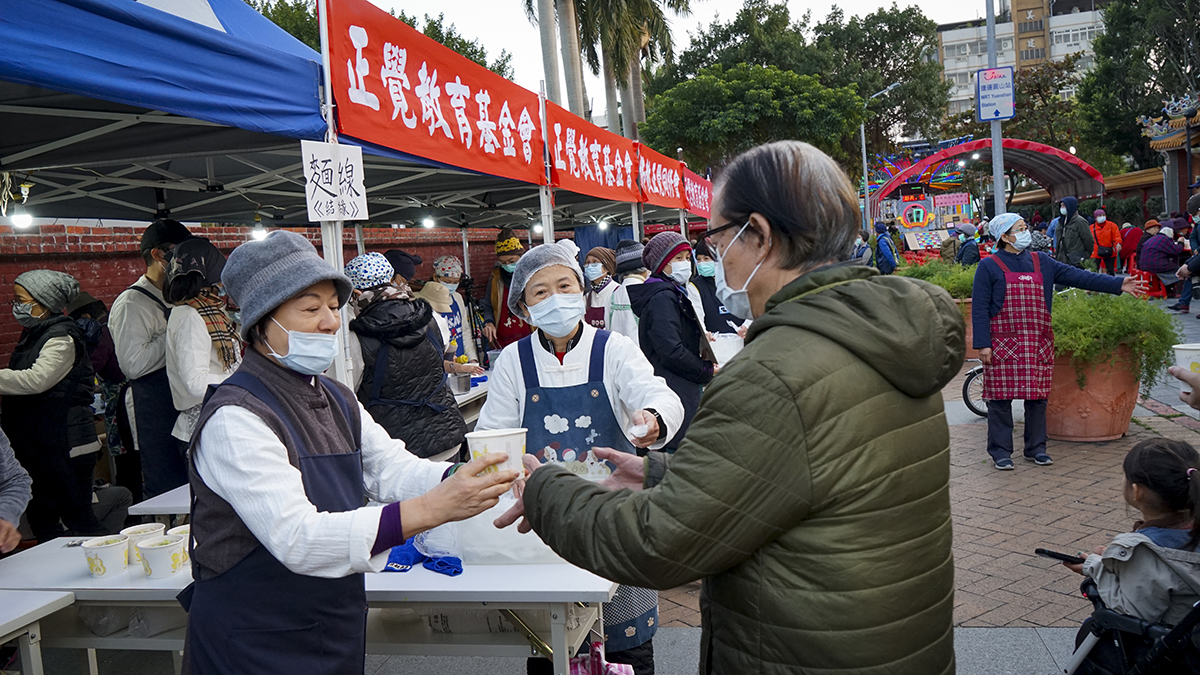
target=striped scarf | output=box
[185,287,240,371]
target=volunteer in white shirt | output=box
[475,238,683,673]
[582,246,618,329]
[606,239,649,343]
[110,219,193,497]
[163,238,241,442]
[183,231,517,675]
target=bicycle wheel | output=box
[962,367,987,417]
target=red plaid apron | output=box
[981,254,1055,401]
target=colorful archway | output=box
[870,138,1105,221]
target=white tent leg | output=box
[462,227,471,272]
[354,223,365,255]
[539,186,554,245]
[320,219,351,385]
[631,203,641,242]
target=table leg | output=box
[79,648,98,675]
[173,649,183,675]
[15,622,44,675]
[550,602,569,675]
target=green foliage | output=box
[1051,290,1182,395]
[639,63,865,169]
[895,259,976,299]
[399,13,515,79]
[246,0,319,50]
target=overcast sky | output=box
[376,0,986,118]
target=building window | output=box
[1020,47,1047,60]
[1018,19,1044,33]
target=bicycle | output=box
[961,358,986,417]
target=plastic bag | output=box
[127,607,188,638]
[571,641,634,675]
[711,334,744,366]
[457,495,564,565]
[77,606,134,637]
[414,521,461,559]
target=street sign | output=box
[301,140,369,222]
[975,67,1015,122]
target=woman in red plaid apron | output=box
[972,213,1142,470]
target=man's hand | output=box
[1169,366,1200,410]
[1178,264,1193,280]
[629,410,659,449]
[483,323,498,344]
[592,447,647,492]
[736,325,748,339]
[494,454,543,533]
[979,347,992,366]
[0,518,21,554]
[1121,276,1148,295]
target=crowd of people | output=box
[0,140,1197,675]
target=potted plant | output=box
[897,260,979,359]
[1046,290,1181,441]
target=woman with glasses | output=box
[498,141,967,674]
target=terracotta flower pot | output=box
[955,298,980,360]
[1046,346,1139,442]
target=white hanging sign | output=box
[975,67,1015,122]
[301,140,369,222]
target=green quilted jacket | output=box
[524,263,964,674]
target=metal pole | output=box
[354,223,365,255]
[631,203,641,242]
[539,84,554,245]
[677,148,687,234]
[986,0,1006,218]
[1185,110,1196,198]
[317,0,350,384]
[461,226,471,272]
[860,121,870,231]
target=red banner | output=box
[546,102,640,203]
[637,144,686,210]
[683,168,712,219]
[328,0,546,185]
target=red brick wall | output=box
[0,224,569,362]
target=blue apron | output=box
[441,296,467,360]
[517,330,657,652]
[184,372,367,675]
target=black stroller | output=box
[1064,578,1200,674]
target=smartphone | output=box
[1035,548,1086,565]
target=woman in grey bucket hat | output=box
[184,230,519,675]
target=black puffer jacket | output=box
[350,298,466,458]
[628,276,714,447]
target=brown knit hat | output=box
[496,227,525,255]
[642,232,691,275]
[585,247,617,274]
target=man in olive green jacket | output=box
[521,263,964,674]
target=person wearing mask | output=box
[481,228,532,349]
[629,233,717,450]
[1136,219,1160,269]
[1119,222,1142,272]
[606,239,648,343]
[183,232,517,675]
[1140,225,1186,292]
[972,214,1141,471]
[692,239,749,338]
[871,221,898,274]
[1054,197,1094,268]
[0,270,106,542]
[344,252,467,462]
[853,230,874,264]
[110,219,193,497]
[0,429,32,553]
[583,246,618,329]
[416,255,483,373]
[939,226,960,262]
[164,238,241,443]
[955,224,981,265]
[1090,209,1120,275]
[383,249,422,285]
[1169,196,1200,316]
[496,140,963,674]
[476,238,684,674]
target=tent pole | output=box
[631,203,641,242]
[354,223,365,255]
[462,226,471,272]
[539,84,554,245]
[317,0,350,385]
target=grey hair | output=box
[712,141,861,269]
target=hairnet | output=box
[507,239,583,319]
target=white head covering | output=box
[1160,226,1175,239]
[507,239,583,319]
[988,213,1023,240]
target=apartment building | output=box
[938,0,1109,116]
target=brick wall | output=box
[0,224,570,362]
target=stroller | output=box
[1065,578,1200,674]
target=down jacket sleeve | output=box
[523,354,810,589]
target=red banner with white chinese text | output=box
[327,0,546,185]
[637,143,687,210]
[546,101,640,202]
[683,168,711,219]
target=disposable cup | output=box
[120,523,165,574]
[82,535,129,578]
[1172,343,1200,395]
[136,535,187,579]
[167,525,191,565]
[464,428,526,476]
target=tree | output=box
[245,1,514,79]
[639,63,865,172]
[1075,0,1198,170]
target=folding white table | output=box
[127,485,189,518]
[0,537,614,675]
[0,589,74,675]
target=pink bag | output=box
[570,641,634,675]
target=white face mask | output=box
[668,260,692,285]
[439,281,459,293]
[1060,207,1068,216]
[584,263,606,281]
[1096,216,1106,223]
[266,318,338,375]
[714,222,766,320]
[527,292,586,338]
[1010,230,1032,251]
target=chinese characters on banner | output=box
[301,140,369,221]
[636,143,687,210]
[327,0,546,186]
[546,101,640,203]
[683,168,711,219]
